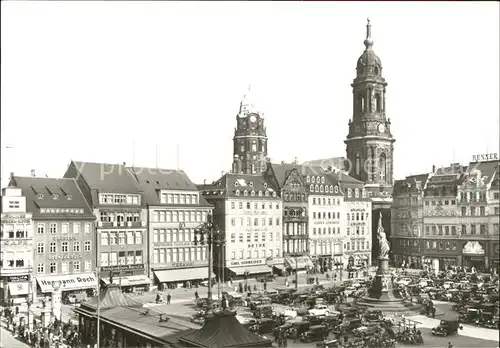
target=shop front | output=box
[0,274,31,305]
[317,255,332,273]
[266,257,285,276]
[100,264,150,292]
[36,273,98,302]
[284,256,314,274]
[462,241,487,270]
[154,260,213,290]
[226,259,271,280]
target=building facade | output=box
[343,20,395,259]
[391,174,429,269]
[199,173,282,279]
[337,173,372,268]
[130,167,214,289]
[305,169,344,273]
[12,176,97,303]
[265,163,312,272]
[64,161,150,291]
[0,178,34,305]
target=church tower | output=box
[345,19,396,198]
[232,86,268,175]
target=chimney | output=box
[203,179,207,185]
[432,165,436,173]
[31,169,36,177]
[10,172,14,180]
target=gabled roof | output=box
[128,166,211,207]
[64,161,141,194]
[81,284,143,311]
[462,160,499,186]
[11,176,94,219]
[268,163,301,188]
[393,173,430,196]
[179,310,272,348]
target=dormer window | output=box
[347,188,352,197]
[310,184,314,192]
[67,195,73,200]
[355,188,359,198]
[321,177,325,184]
[272,192,277,197]
[263,183,268,189]
[234,181,239,187]
[316,176,320,183]
[37,194,44,199]
[306,176,310,183]
[320,185,324,193]
[315,185,319,192]
[330,185,334,193]
[53,194,59,200]
[335,186,339,193]
[251,190,255,196]
[243,190,248,196]
[249,182,254,188]
[265,191,270,197]
[235,190,240,196]
[258,191,263,197]
[311,177,316,184]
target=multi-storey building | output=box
[457,160,499,270]
[199,173,282,280]
[488,167,500,270]
[391,174,429,268]
[265,162,313,273]
[130,167,214,289]
[337,172,372,268]
[422,164,465,270]
[304,169,343,273]
[12,176,97,303]
[344,20,396,257]
[0,176,33,305]
[64,161,150,291]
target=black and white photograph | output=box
[1,1,499,348]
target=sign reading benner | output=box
[472,153,498,162]
[37,274,98,293]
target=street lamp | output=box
[193,213,225,313]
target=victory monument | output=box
[356,213,416,312]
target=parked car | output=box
[344,286,357,297]
[431,320,462,336]
[397,278,413,286]
[308,304,331,317]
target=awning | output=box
[8,282,29,296]
[228,265,271,275]
[102,275,150,287]
[37,273,98,293]
[285,256,313,269]
[273,264,286,271]
[154,268,215,283]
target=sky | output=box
[1,1,499,188]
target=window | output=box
[127,231,134,244]
[61,261,69,274]
[471,225,476,235]
[62,223,69,234]
[347,188,352,197]
[480,206,485,216]
[84,223,91,234]
[118,232,126,245]
[101,232,108,245]
[73,261,80,272]
[50,263,57,274]
[37,242,45,254]
[73,223,80,234]
[135,231,142,244]
[37,224,45,234]
[73,241,80,252]
[50,223,57,234]
[50,242,57,253]
[37,263,45,274]
[84,241,91,251]
[480,224,487,234]
[62,242,68,252]
[84,260,91,271]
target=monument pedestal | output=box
[356,257,420,313]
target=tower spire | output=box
[364,18,374,50]
[239,84,258,116]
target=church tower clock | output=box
[232,86,268,175]
[345,19,396,198]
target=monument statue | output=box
[377,212,390,258]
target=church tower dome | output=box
[345,19,396,197]
[232,85,268,175]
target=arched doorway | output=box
[462,241,486,270]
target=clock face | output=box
[378,123,386,133]
[249,115,257,123]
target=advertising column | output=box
[51,280,62,320]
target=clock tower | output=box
[345,19,395,197]
[232,86,268,175]
[344,19,396,260]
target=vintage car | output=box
[316,339,342,348]
[431,320,462,336]
[300,324,329,343]
[308,304,331,316]
[253,305,274,319]
[396,277,413,286]
[344,286,357,297]
[252,318,277,334]
[364,310,383,322]
[283,307,298,319]
[287,320,311,339]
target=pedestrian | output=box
[167,292,171,304]
[195,290,199,300]
[15,305,19,315]
[448,342,453,348]
[432,306,436,318]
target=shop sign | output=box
[7,275,29,282]
[162,260,207,269]
[48,254,82,260]
[463,241,485,255]
[266,257,284,265]
[52,236,77,241]
[472,153,498,162]
[1,239,31,247]
[153,241,194,247]
[100,264,145,272]
[243,228,267,233]
[1,213,32,224]
[37,273,97,292]
[228,259,265,267]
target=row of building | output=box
[391,157,500,271]
[0,157,370,306]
